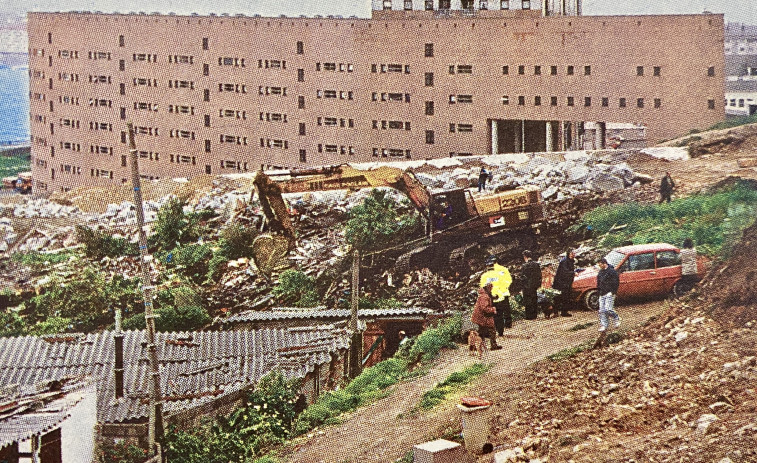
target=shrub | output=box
[0,311,25,337]
[149,198,203,251]
[76,225,138,259]
[169,243,213,284]
[405,313,463,363]
[97,440,147,463]
[122,285,209,332]
[271,269,320,307]
[344,189,419,252]
[11,249,78,268]
[27,316,71,336]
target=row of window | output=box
[371,63,411,74]
[372,120,411,130]
[57,72,80,82]
[168,105,195,115]
[371,92,410,103]
[261,112,288,122]
[318,144,355,155]
[449,123,473,133]
[387,0,524,11]
[90,145,113,154]
[219,83,248,93]
[134,126,159,136]
[260,138,289,149]
[501,94,663,109]
[316,62,354,73]
[259,86,287,96]
[220,160,250,171]
[220,135,248,145]
[89,51,111,60]
[372,147,411,159]
[502,65,594,76]
[317,117,354,128]
[220,109,247,119]
[316,89,354,100]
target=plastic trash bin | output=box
[457,401,492,454]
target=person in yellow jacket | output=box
[480,255,513,335]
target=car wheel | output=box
[582,289,599,311]
[672,279,690,298]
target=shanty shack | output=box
[0,326,350,447]
[218,306,432,367]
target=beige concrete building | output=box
[27,0,724,192]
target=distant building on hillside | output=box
[27,2,724,193]
[724,53,757,117]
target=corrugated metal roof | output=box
[0,327,350,424]
[222,307,432,324]
[0,380,95,448]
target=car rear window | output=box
[656,250,681,268]
[605,250,625,269]
[627,252,655,271]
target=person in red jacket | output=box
[472,281,502,350]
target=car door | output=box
[655,250,682,294]
[619,252,657,298]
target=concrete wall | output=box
[27,11,724,192]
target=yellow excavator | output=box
[250,164,545,273]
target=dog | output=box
[467,330,486,359]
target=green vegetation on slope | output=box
[0,150,30,178]
[417,363,490,410]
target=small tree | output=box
[271,269,319,307]
[149,198,205,251]
[344,189,419,253]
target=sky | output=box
[1,0,755,25]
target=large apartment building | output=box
[27,0,724,192]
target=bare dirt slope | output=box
[284,302,666,463]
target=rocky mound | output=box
[478,225,757,463]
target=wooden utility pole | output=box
[127,122,163,455]
[348,249,363,378]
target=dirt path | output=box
[284,300,667,463]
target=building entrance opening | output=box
[489,119,559,154]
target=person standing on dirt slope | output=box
[552,249,576,318]
[678,237,699,293]
[480,255,513,334]
[472,280,502,350]
[520,250,542,320]
[594,257,621,349]
[660,172,675,203]
[478,167,488,192]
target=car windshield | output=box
[604,250,626,269]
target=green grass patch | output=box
[417,363,490,411]
[547,340,594,361]
[11,250,79,268]
[705,114,757,132]
[567,322,594,332]
[0,150,31,178]
[576,182,757,258]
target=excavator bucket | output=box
[251,234,291,276]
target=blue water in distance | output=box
[0,67,30,145]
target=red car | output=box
[572,243,707,310]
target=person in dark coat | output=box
[472,281,502,350]
[520,250,541,320]
[551,249,576,317]
[594,257,621,348]
[659,172,675,203]
[478,167,489,192]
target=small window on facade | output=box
[567,96,574,106]
[654,98,661,108]
[502,65,509,75]
[653,66,661,76]
[383,0,392,10]
[119,35,124,47]
[449,123,455,133]
[449,65,455,75]
[518,65,525,75]
[425,101,434,115]
[204,115,211,127]
[120,83,125,95]
[404,0,413,10]
[567,65,574,75]
[708,99,715,110]
[298,96,305,109]
[204,89,210,102]
[119,60,125,71]
[500,0,509,9]
[584,97,591,107]
[637,66,644,76]
[637,98,644,108]
[502,96,509,105]
[120,107,126,120]
[297,69,304,82]
[425,72,434,87]
[202,38,209,50]
[299,122,306,135]
[425,0,434,9]
[425,130,435,144]
[707,66,715,77]
[584,65,591,76]
[205,139,211,152]
[619,98,627,108]
[518,95,525,106]
[522,0,530,9]
[425,43,434,57]
[534,96,541,106]
[550,96,557,106]
[550,65,557,75]
[296,41,304,54]
[534,65,541,75]
[203,64,209,76]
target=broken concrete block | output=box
[413,439,464,463]
[493,447,526,463]
[696,413,719,434]
[587,173,624,193]
[737,158,757,168]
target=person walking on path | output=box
[520,250,542,321]
[472,281,502,350]
[660,172,675,204]
[478,167,489,192]
[593,257,621,349]
[678,238,699,294]
[480,255,514,334]
[551,249,576,317]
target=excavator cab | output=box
[429,190,473,231]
